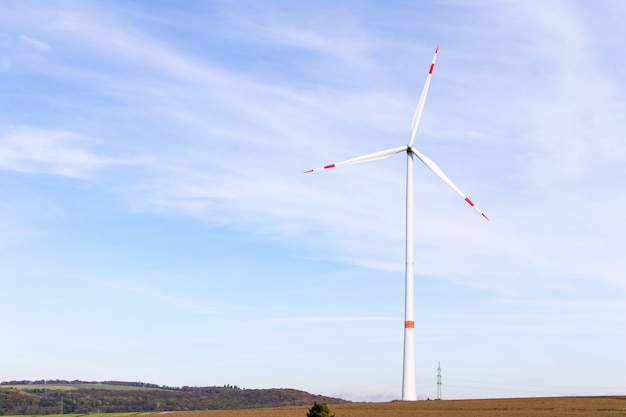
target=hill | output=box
[0,381,348,415]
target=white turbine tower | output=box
[305,45,489,401]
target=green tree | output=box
[307,402,334,417]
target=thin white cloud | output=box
[0,126,141,179]
[207,315,395,325]
[3,1,623,294]
[19,34,50,51]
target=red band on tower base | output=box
[405,321,415,328]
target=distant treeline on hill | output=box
[1,380,245,391]
[1,380,190,391]
[0,380,348,415]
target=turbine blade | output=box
[408,44,439,147]
[305,145,407,173]
[411,147,489,220]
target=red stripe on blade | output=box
[429,64,435,74]
[324,164,336,169]
[465,197,475,207]
[304,169,314,173]
[482,213,490,221]
[405,321,415,329]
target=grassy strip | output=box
[3,413,157,417]
[70,384,160,391]
[2,385,160,391]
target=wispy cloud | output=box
[0,126,141,179]
[103,280,223,316]
[3,1,624,293]
[19,34,50,51]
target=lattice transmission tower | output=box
[436,361,442,400]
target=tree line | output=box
[0,383,347,415]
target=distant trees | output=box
[307,402,334,417]
[0,384,347,415]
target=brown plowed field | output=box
[161,396,626,417]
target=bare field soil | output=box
[162,396,626,417]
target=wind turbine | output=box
[305,45,489,401]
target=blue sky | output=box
[1,0,625,402]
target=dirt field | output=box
[161,396,626,417]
